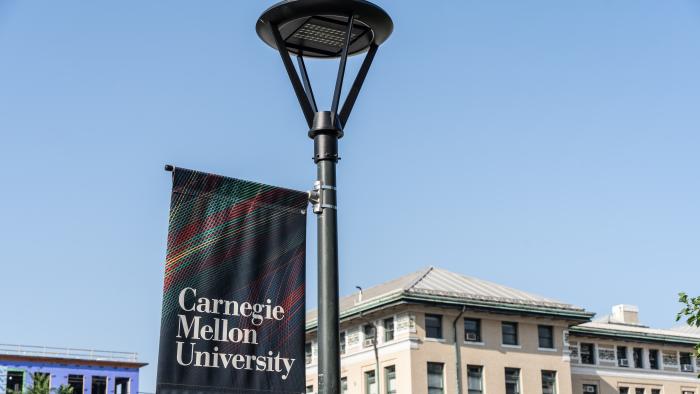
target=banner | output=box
[156,168,308,394]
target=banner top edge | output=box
[168,166,309,206]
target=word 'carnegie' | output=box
[178,287,285,326]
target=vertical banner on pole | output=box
[156,167,308,394]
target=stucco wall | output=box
[304,304,699,394]
[410,308,575,394]
[569,336,700,394]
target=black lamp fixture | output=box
[256,1,393,393]
[256,0,392,130]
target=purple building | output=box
[0,345,147,394]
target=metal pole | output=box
[315,14,354,394]
[258,4,391,394]
[314,128,340,394]
[373,324,380,394]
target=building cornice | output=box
[306,290,593,332]
[306,290,406,331]
[0,354,148,369]
[401,292,594,321]
[569,326,700,346]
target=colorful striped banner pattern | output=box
[156,167,308,394]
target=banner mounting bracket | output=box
[308,180,337,214]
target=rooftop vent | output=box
[611,304,640,325]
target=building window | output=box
[538,325,554,349]
[650,389,660,394]
[617,346,629,367]
[681,391,694,394]
[502,322,519,346]
[365,370,377,394]
[464,318,481,342]
[680,352,694,372]
[68,375,84,394]
[426,314,443,339]
[467,365,483,394]
[305,342,312,364]
[7,371,24,393]
[542,370,557,394]
[505,368,520,394]
[384,317,395,342]
[92,376,107,394]
[306,385,314,394]
[385,365,397,394]
[427,363,444,394]
[648,349,659,370]
[364,324,376,347]
[583,384,598,394]
[114,378,130,394]
[663,351,678,366]
[341,378,348,394]
[580,343,596,364]
[635,389,644,394]
[633,348,644,368]
[340,332,346,355]
[620,387,629,394]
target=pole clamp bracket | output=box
[308,180,337,214]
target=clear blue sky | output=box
[1,1,699,391]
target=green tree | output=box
[7,374,74,394]
[16,373,50,394]
[676,292,700,377]
[54,385,74,394]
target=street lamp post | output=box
[256,2,393,393]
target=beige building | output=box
[570,306,700,394]
[304,267,699,394]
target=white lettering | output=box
[178,288,196,312]
[176,315,200,339]
[175,341,194,366]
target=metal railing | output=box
[0,344,139,362]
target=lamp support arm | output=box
[339,43,378,126]
[270,24,315,127]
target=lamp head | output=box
[256,0,393,59]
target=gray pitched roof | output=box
[306,266,589,325]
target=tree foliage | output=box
[55,385,74,394]
[676,292,700,377]
[7,374,74,394]
[677,292,700,328]
[23,374,50,394]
